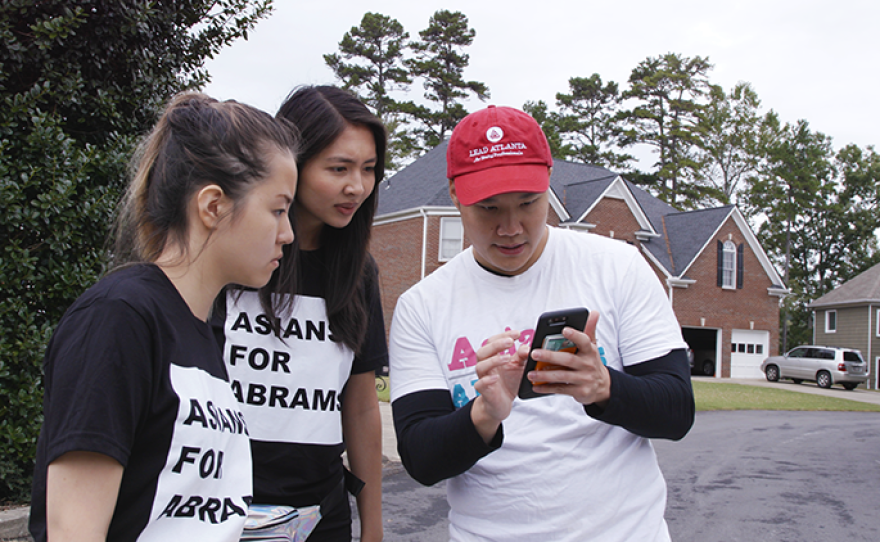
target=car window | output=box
[843,351,864,363]
[816,349,835,360]
[788,347,808,358]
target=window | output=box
[721,241,736,288]
[825,310,837,333]
[816,349,835,360]
[439,217,463,261]
[844,351,864,363]
[756,344,763,355]
[716,240,744,289]
[876,309,880,337]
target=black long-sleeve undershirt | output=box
[392,349,694,486]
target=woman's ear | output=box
[195,184,231,230]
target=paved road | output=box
[367,409,880,542]
[368,464,449,542]
[656,410,880,542]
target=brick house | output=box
[371,141,788,379]
[808,262,880,389]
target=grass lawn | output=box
[378,376,880,412]
[693,380,880,412]
[375,376,390,402]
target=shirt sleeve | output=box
[584,349,695,440]
[392,390,502,486]
[388,288,502,485]
[40,298,154,467]
[614,249,689,366]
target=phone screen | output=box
[541,334,578,353]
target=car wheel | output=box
[842,383,857,391]
[816,371,832,389]
[792,379,803,384]
[765,365,779,382]
[701,360,714,376]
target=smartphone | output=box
[518,307,589,400]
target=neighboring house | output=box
[372,141,788,379]
[808,262,880,389]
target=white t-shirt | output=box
[390,227,687,542]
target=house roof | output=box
[809,262,880,308]
[654,206,734,276]
[376,141,623,217]
[377,141,453,215]
[375,143,784,289]
[546,161,618,221]
[626,180,677,233]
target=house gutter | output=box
[868,305,875,389]
[419,208,428,279]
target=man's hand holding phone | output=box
[527,311,611,407]
[470,329,529,443]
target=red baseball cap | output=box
[447,105,553,206]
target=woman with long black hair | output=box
[216,85,387,542]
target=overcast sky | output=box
[204,0,879,153]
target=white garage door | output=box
[730,329,770,379]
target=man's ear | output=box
[195,184,231,230]
[448,179,462,211]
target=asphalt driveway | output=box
[656,410,880,542]
[375,409,880,542]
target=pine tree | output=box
[555,74,632,169]
[323,12,410,119]
[323,12,415,169]
[619,53,717,207]
[404,10,489,150]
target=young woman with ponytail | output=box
[29,93,299,542]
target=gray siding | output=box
[870,305,880,389]
[814,307,868,354]
[814,306,880,389]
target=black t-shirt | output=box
[214,250,387,508]
[30,264,252,542]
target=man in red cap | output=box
[389,105,694,542]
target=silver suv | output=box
[760,346,869,390]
